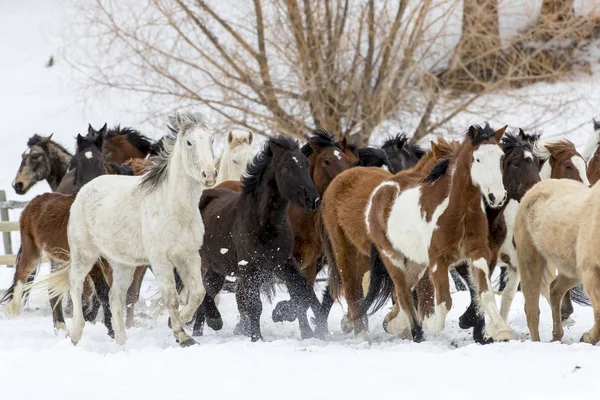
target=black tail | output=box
[571,285,591,306]
[354,244,394,321]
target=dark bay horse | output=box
[1,132,115,336]
[12,134,72,194]
[320,137,460,340]
[196,136,324,341]
[381,133,425,173]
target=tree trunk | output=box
[448,0,502,88]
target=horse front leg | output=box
[470,255,513,341]
[236,270,263,342]
[107,264,135,345]
[423,258,452,335]
[169,252,206,326]
[193,269,225,336]
[126,265,148,328]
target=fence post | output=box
[0,190,14,268]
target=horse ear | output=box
[270,139,289,159]
[76,133,85,148]
[88,123,95,137]
[468,125,478,138]
[228,131,234,144]
[94,131,104,149]
[248,131,253,144]
[43,133,54,143]
[518,128,525,139]
[308,137,321,153]
[594,119,600,132]
[98,123,108,137]
[494,125,508,141]
[430,141,441,158]
[339,136,348,150]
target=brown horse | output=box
[320,136,461,340]
[1,132,115,336]
[584,120,600,185]
[12,134,72,194]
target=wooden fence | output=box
[0,189,46,267]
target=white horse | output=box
[215,131,254,184]
[50,111,216,347]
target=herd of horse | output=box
[1,111,600,347]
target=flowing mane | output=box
[467,123,497,145]
[140,111,208,191]
[382,133,426,160]
[106,125,153,155]
[27,134,71,156]
[534,139,577,160]
[242,136,298,193]
[501,132,534,153]
[300,128,338,157]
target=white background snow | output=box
[1,1,600,398]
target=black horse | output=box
[381,133,425,173]
[195,136,325,341]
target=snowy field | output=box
[2,1,600,399]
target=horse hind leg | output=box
[580,267,600,344]
[126,265,148,328]
[68,250,98,345]
[107,264,135,345]
[88,262,114,338]
[236,269,264,342]
[4,237,40,318]
[424,259,452,335]
[548,274,579,342]
[517,235,545,342]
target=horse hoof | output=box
[300,329,314,340]
[180,338,198,347]
[341,315,353,334]
[4,301,21,318]
[206,317,223,331]
[412,325,425,343]
[562,316,576,327]
[250,334,263,342]
[490,329,513,342]
[458,314,476,330]
[107,330,115,339]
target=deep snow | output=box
[2,1,600,398]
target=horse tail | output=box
[571,285,592,306]
[321,221,342,300]
[23,262,72,304]
[355,244,393,321]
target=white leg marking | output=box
[423,302,448,334]
[5,281,24,318]
[386,308,413,339]
[481,291,513,341]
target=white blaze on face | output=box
[334,150,341,160]
[524,150,534,161]
[571,155,590,186]
[471,144,506,208]
[292,156,300,165]
[23,148,31,155]
[84,151,93,159]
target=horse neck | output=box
[164,144,204,213]
[47,143,72,190]
[217,146,239,181]
[448,151,483,213]
[245,162,289,230]
[75,158,105,187]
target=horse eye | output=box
[186,140,192,146]
[476,158,481,163]
[323,159,330,166]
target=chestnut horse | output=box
[320,136,461,340]
[1,132,115,336]
[583,119,600,185]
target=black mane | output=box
[106,125,153,155]
[422,158,450,183]
[242,135,298,193]
[501,132,533,153]
[356,147,390,168]
[300,128,339,157]
[383,133,426,160]
[467,123,497,146]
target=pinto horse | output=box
[582,119,600,185]
[352,125,512,342]
[196,136,324,341]
[516,178,600,344]
[1,132,115,335]
[320,136,460,339]
[453,130,541,342]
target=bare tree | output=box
[64,0,598,144]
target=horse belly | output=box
[386,187,448,265]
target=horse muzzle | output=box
[486,190,507,209]
[12,181,26,195]
[201,169,218,188]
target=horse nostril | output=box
[488,193,496,203]
[13,182,23,193]
[214,169,218,178]
[202,171,207,178]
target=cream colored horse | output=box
[515,178,600,344]
[216,131,254,185]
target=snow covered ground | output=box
[1,265,600,399]
[2,1,600,398]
